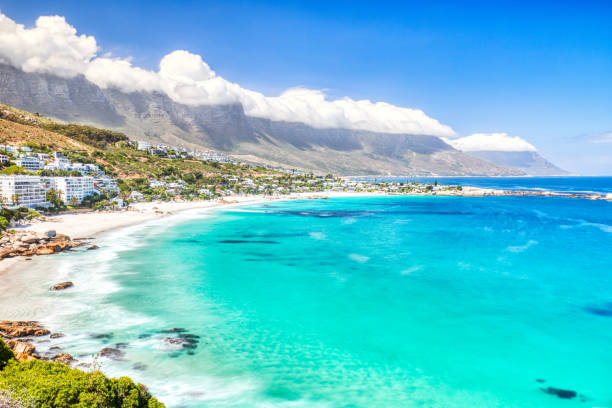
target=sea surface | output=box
[368,176,612,195]
[2,180,612,407]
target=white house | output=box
[137,141,151,151]
[129,191,144,201]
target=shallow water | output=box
[2,196,612,407]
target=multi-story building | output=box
[0,175,51,208]
[15,156,43,171]
[94,177,119,194]
[53,177,95,204]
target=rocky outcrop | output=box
[0,321,50,338]
[52,353,75,365]
[50,282,74,291]
[0,321,51,362]
[4,339,37,361]
[0,230,81,259]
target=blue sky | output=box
[1,0,611,174]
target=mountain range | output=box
[0,63,566,176]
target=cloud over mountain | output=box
[0,13,456,137]
[444,133,537,152]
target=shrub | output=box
[0,338,15,370]
[0,360,164,408]
[0,217,8,231]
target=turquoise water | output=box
[3,195,612,407]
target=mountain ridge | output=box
[0,64,528,176]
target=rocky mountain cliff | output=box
[0,64,524,176]
[466,151,569,176]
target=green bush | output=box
[0,360,164,408]
[0,338,15,370]
[0,216,9,231]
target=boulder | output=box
[36,247,55,255]
[52,353,75,365]
[45,230,56,238]
[53,234,71,241]
[50,281,74,291]
[87,245,99,250]
[0,248,14,258]
[50,332,65,339]
[20,235,39,244]
[0,320,50,338]
[5,339,36,361]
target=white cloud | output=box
[0,12,456,137]
[444,133,537,152]
[588,132,612,144]
[0,14,97,77]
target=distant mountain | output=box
[465,151,569,176]
[0,64,525,176]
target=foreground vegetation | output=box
[0,338,164,408]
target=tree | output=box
[45,189,63,209]
[69,196,79,207]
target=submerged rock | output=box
[50,332,65,339]
[50,281,74,291]
[87,245,99,250]
[99,347,125,361]
[541,387,577,399]
[90,333,114,340]
[160,328,187,333]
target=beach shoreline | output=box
[0,191,384,275]
[1,186,610,276]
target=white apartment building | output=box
[53,177,95,204]
[94,177,119,194]
[0,175,51,208]
[15,156,43,171]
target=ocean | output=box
[1,178,612,407]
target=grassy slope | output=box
[0,103,283,180]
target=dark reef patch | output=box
[541,387,577,399]
[90,333,113,343]
[584,302,612,317]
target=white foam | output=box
[401,266,422,275]
[506,240,538,253]
[309,231,326,240]
[348,253,370,263]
